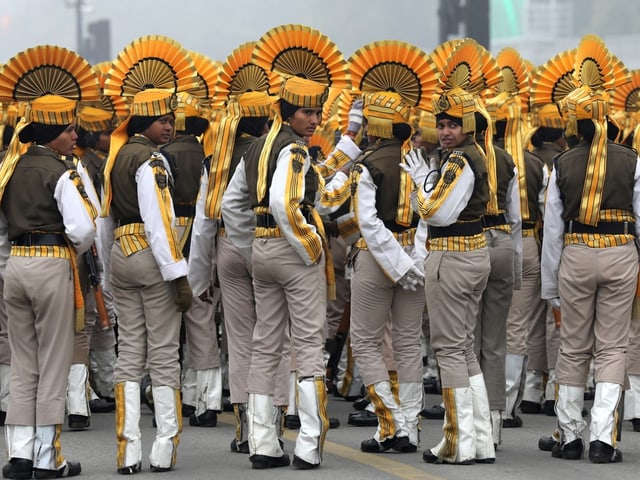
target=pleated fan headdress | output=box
[611,69,640,151]
[431,38,503,214]
[348,39,437,227]
[204,41,280,219]
[250,23,351,204]
[0,44,100,331]
[556,35,630,226]
[484,47,532,219]
[0,44,101,201]
[100,34,199,216]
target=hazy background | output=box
[0,0,638,69]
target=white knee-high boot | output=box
[115,381,142,473]
[469,374,496,462]
[397,382,423,448]
[590,382,622,446]
[149,386,182,471]
[556,384,586,444]
[293,376,329,468]
[66,364,90,429]
[247,393,290,469]
[425,386,476,464]
[504,354,526,420]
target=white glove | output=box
[549,297,561,310]
[397,265,425,291]
[347,99,364,134]
[401,148,430,186]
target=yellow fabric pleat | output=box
[441,387,458,459]
[578,106,608,226]
[176,217,193,251]
[256,108,283,203]
[149,154,183,261]
[54,424,64,468]
[504,102,529,219]
[314,376,330,456]
[101,117,131,217]
[204,101,241,219]
[114,382,127,468]
[396,139,414,227]
[114,223,149,256]
[67,242,85,333]
[0,117,29,204]
[388,370,400,404]
[476,102,499,215]
[367,384,395,440]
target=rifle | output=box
[85,243,111,331]
[325,301,350,391]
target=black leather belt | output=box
[481,213,508,228]
[564,220,636,236]
[117,216,143,227]
[256,211,313,228]
[12,233,67,246]
[428,220,483,239]
[383,221,418,233]
[522,222,537,230]
[174,204,195,218]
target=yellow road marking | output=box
[218,412,446,480]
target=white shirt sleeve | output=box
[270,146,322,265]
[0,211,10,278]
[539,164,550,217]
[97,214,115,292]
[220,159,254,262]
[412,219,428,271]
[188,167,218,297]
[418,155,475,226]
[541,168,565,299]
[136,156,188,281]
[506,166,523,290]
[356,166,414,282]
[633,158,640,250]
[76,160,101,212]
[315,170,350,216]
[54,170,96,255]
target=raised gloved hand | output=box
[173,276,193,313]
[347,99,364,135]
[400,148,430,186]
[397,265,425,291]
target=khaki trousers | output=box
[0,278,10,365]
[556,242,638,387]
[475,230,515,410]
[4,257,74,425]
[350,249,424,386]
[426,248,490,388]
[507,236,547,357]
[111,246,182,388]
[247,237,326,394]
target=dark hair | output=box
[436,112,462,126]
[531,127,563,147]
[607,118,620,142]
[279,99,299,121]
[308,145,322,162]
[493,119,506,139]
[176,117,209,137]
[76,126,92,149]
[238,116,269,138]
[127,115,163,136]
[19,122,67,144]
[2,125,15,149]
[474,112,488,134]
[392,123,412,142]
